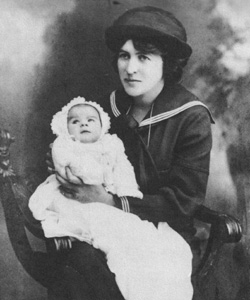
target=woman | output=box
[53,6,214,300]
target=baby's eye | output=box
[88,118,95,122]
[72,120,79,124]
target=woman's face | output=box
[117,39,164,103]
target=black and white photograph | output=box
[0,0,249,299]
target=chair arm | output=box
[193,205,242,280]
[194,205,242,243]
[8,176,45,239]
[9,176,74,253]
[0,176,55,288]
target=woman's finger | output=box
[47,166,55,174]
[56,172,79,195]
[46,158,55,171]
[46,159,53,167]
[65,167,82,185]
[46,150,52,157]
[56,172,72,187]
[46,149,55,174]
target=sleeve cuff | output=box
[114,195,130,213]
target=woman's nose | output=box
[126,57,138,75]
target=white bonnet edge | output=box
[50,96,111,138]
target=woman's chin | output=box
[123,87,142,98]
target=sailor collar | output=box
[110,85,214,127]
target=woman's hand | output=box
[46,144,55,174]
[56,167,115,206]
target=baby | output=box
[51,97,143,198]
[29,97,193,300]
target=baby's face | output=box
[67,104,102,143]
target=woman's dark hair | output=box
[111,36,189,84]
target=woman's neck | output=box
[134,81,163,106]
[129,82,163,123]
[129,102,153,124]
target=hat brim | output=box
[105,25,192,59]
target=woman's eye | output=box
[139,54,149,61]
[118,52,129,60]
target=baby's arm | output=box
[52,137,104,185]
[51,137,72,179]
[111,135,143,199]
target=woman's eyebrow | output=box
[119,50,126,54]
[137,49,150,55]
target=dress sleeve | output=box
[116,108,213,232]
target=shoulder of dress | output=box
[140,100,214,127]
[180,102,215,124]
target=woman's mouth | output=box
[124,78,141,86]
[124,78,140,82]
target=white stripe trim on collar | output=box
[110,90,210,126]
[140,101,209,127]
[110,90,120,117]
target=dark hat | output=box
[105,6,192,59]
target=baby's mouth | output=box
[80,130,90,134]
